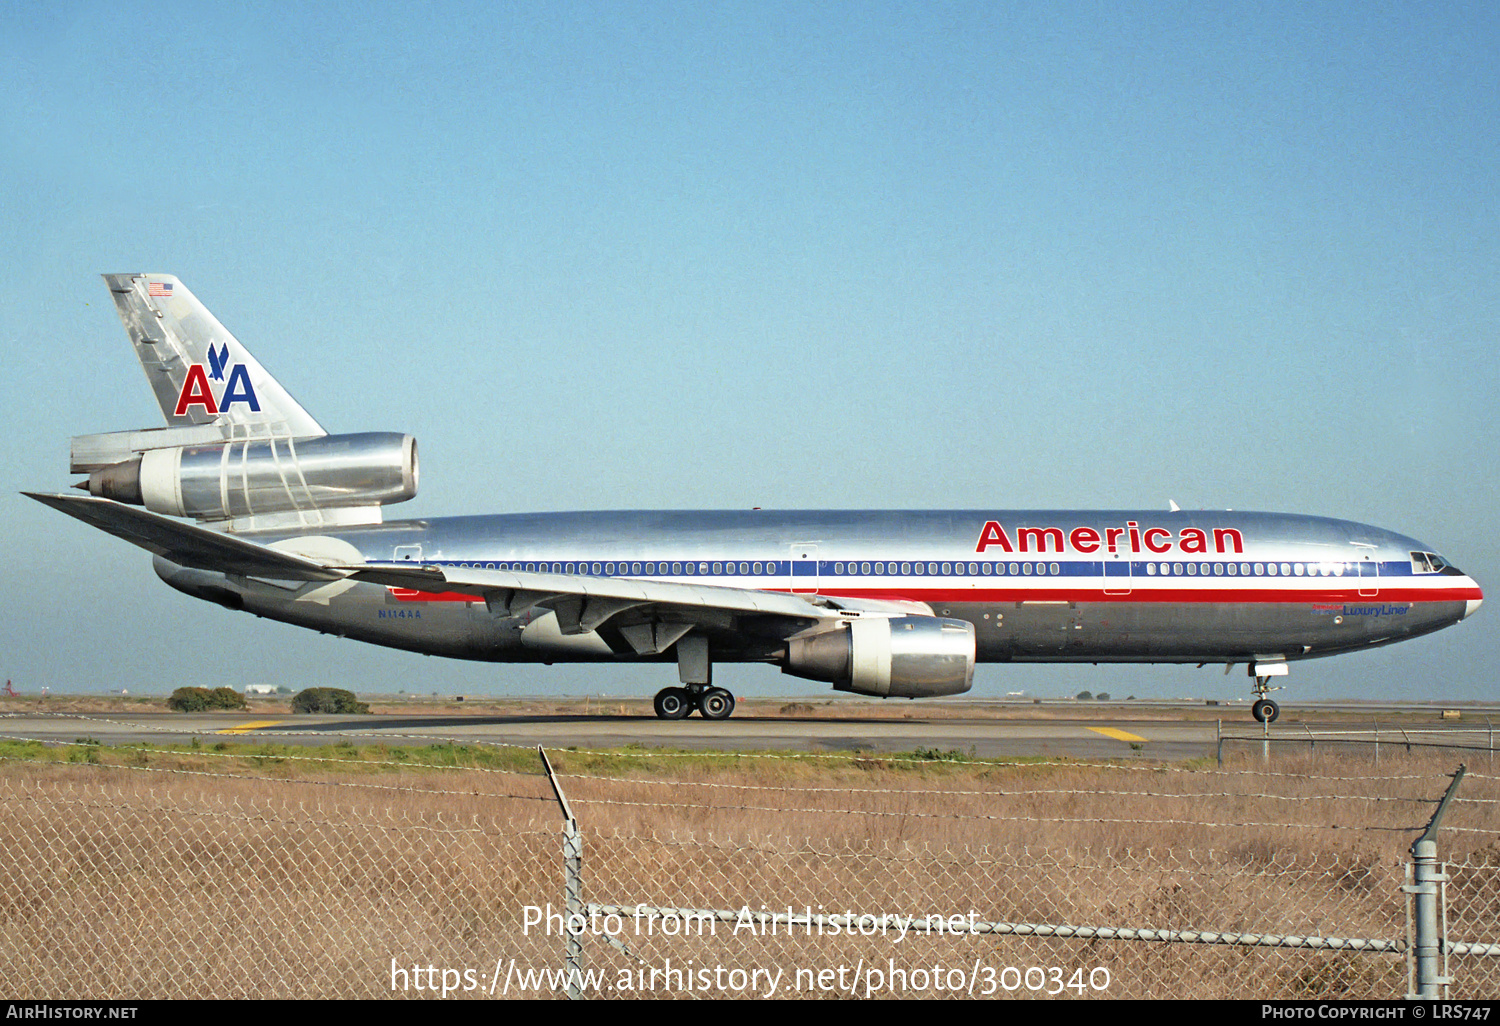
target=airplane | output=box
[26,274,1484,723]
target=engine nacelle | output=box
[85,431,418,521]
[781,615,975,698]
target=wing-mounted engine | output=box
[781,615,976,698]
[76,431,418,528]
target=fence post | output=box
[539,746,584,1000]
[1409,840,1446,998]
[563,819,584,1000]
[1406,764,1464,999]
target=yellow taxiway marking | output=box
[215,720,285,735]
[1088,726,1147,743]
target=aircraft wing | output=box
[23,492,343,581]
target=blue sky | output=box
[2,2,1497,703]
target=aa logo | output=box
[173,343,261,416]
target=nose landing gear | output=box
[1249,664,1285,723]
[1251,696,1280,723]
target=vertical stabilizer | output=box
[102,274,325,439]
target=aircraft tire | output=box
[1252,699,1280,724]
[698,688,735,720]
[654,687,693,720]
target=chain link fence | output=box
[574,834,1407,998]
[0,775,558,999]
[2,738,1499,999]
[1443,854,1500,998]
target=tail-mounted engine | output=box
[79,431,418,523]
[781,615,976,698]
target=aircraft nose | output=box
[1464,596,1483,620]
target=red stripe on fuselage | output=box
[388,584,1482,604]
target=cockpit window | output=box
[1410,551,1450,574]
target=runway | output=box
[6,699,1498,761]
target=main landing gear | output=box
[653,685,737,720]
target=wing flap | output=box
[340,561,834,624]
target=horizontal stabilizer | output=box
[23,492,342,581]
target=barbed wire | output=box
[0,779,555,835]
[558,770,1447,805]
[565,792,1429,833]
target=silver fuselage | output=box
[161,508,1482,668]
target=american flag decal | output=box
[147,282,173,297]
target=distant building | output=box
[245,684,280,696]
